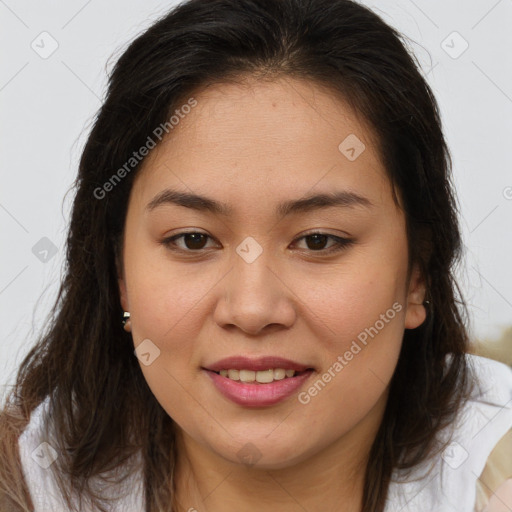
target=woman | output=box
[1,0,511,511]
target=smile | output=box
[214,368,301,383]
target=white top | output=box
[18,354,512,512]
[384,354,512,511]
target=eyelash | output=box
[161,231,355,256]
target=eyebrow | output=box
[146,188,373,216]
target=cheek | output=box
[126,256,212,431]
[292,254,406,348]
[126,246,216,342]
[289,254,406,412]
[294,287,404,445]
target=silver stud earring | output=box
[122,311,131,332]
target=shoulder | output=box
[17,396,66,511]
[17,395,146,512]
[385,353,512,512]
[474,427,512,512]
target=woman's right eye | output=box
[161,231,217,252]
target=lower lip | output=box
[203,369,314,407]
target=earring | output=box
[122,311,131,332]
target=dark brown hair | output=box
[0,0,475,510]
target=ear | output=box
[404,263,427,330]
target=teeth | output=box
[227,369,239,380]
[255,369,273,383]
[216,368,300,383]
[239,370,256,382]
[273,369,286,380]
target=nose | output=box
[213,249,297,336]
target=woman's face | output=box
[118,76,426,470]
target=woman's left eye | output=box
[293,233,355,254]
[161,231,354,255]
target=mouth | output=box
[206,367,314,384]
[202,359,316,407]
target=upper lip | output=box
[203,356,313,372]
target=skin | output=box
[117,75,427,512]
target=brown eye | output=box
[180,233,208,250]
[162,232,215,252]
[294,232,355,255]
[304,234,330,250]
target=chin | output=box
[214,438,314,471]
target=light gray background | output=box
[1,0,511,402]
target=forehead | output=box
[132,76,393,212]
